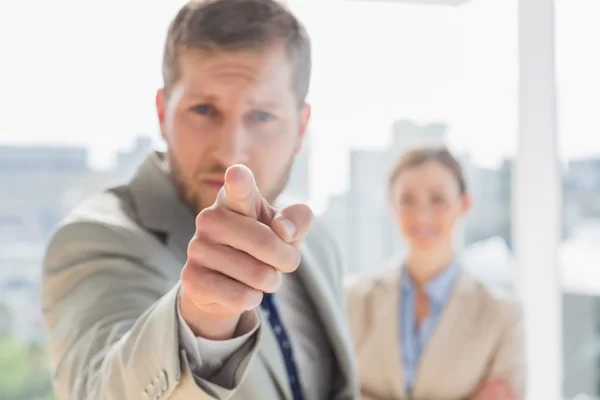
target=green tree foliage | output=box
[0,338,56,400]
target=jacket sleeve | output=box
[42,220,261,400]
[485,300,526,397]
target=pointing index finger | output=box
[216,164,264,220]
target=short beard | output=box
[168,151,295,216]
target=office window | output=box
[0,0,522,398]
[556,0,600,398]
[290,0,517,291]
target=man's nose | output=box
[212,121,249,167]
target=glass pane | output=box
[290,0,517,290]
[0,0,517,398]
[0,2,185,398]
[556,0,600,398]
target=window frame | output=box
[515,0,562,398]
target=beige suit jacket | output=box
[42,153,358,400]
[345,265,525,400]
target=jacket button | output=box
[158,370,169,390]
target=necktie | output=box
[260,293,304,400]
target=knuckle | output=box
[180,264,193,288]
[254,232,277,255]
[186,268,223,305]
[235,287,262,310]
[282,249,302,273]
[268,270,283,292]
[181,262,203,291]
[187,234,212,262]
[251,264,280,293]
[186,235,203,258]
[195,207,220,233]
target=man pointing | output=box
[41,0,357,399]
[180,164,313,341]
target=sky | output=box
[0,0,598,208]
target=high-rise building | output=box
[115,135,154,181]
[0,145,92,241]
[322,119,448,274]
[0,145,88,172]
[389,119,447,157]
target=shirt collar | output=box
[402,261,460,307]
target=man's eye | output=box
[192,104,213,115]
[253,111,273,122]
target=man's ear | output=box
[296,103,311,153]
[156,88,167,140]
[460,193,472,215]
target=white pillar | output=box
[515,0,562,398]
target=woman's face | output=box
[390,161,471,252]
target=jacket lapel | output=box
[127,152,196,263]
[412,271,480,398]
[296,246,354,378]
[370,267,407,399]
[253,236,356,400]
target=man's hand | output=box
[179,164,314,340]
[472,379,517,400]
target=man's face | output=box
[156,44,310,214]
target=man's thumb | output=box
[270,203,314,246]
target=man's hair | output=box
[162,0,311,105]
[389,145,467,195]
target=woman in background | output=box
[346,146,525,400]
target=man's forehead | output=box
[178,46,294,84]
[174,61,294,107]
[187,0,288,5]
